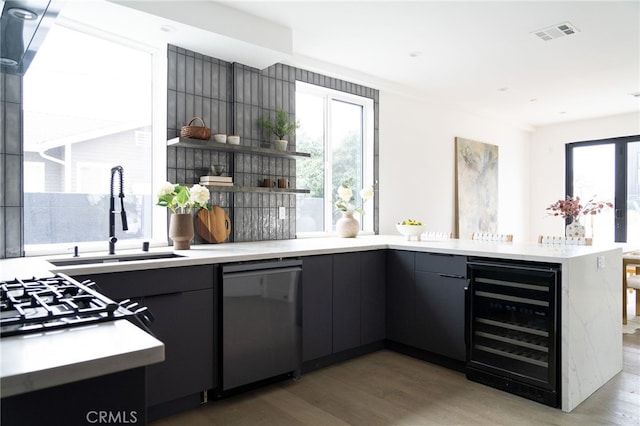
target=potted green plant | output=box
[257,109,299,151]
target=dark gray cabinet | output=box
[74,265,215,415]
[2,368,146,426]
[415,273,467,360]
[333,252,361,353]
[386,251,467,361]
[385,250,416,346]
[302,251,386,363]
[414,252,467,361]
[143,288,214,406]
[361,250,386,345]
[302,255,333,362]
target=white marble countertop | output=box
[0,235,624,281]
[1,319,164,397]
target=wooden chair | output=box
[470,232,513,242]
[537,235,592,246]
[626,276,640,324]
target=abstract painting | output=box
[455,137,499,238]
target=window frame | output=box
[22,18,168,257]
[295,81,375,237]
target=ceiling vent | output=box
[532,22,580,41]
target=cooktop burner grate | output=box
[0,274,142,337]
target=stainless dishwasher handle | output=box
[222,259,302,273]
[223,267,302,279]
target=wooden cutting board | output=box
[196,206,231,243]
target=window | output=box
[295,81,374,235]
[567,136,640,244]
[24,162,45,192]
[23,22,165,255]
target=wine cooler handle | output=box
[464,280,470,360]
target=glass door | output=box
[570,144,615,241]
[567,136,640,244]
[627,142,640,246]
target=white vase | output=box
[336,211,359,238]
[566,219,585,238]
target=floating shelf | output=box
[168,137,311,159]
[200,184,310,194]
[170,137,311,195]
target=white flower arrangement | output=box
[334,180,374,215]
[157,182,210,214]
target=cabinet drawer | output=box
[75,265,214,299]
[415,252,466,277]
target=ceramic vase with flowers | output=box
[334,180,374,238]
[157,182,210,249]
[546,195,613,240]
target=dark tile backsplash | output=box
[0,72,24,258]
[166,44,379,244]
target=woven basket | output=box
[180,117,211,140]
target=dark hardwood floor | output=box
[152,307,640,426]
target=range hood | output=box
[0,0,60,75]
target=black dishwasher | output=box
[221,259,302,392]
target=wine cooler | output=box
[466,258,561,407]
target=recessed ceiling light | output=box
[160,25,176,33]
[7,7,38,20]
[498,87,509,92]
[630,92,640,98]
[529,98,537,102]
[0,58,18,66]
[408,51,421,58]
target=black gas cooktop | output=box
[0,274,149,337]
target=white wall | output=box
[378,91,531,241]
[529,112,640,241]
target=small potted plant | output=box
[257,109,299,151]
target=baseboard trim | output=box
[384,340,466,373]
[302,341,385,373]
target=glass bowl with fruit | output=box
[396,219,427,241]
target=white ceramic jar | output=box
[213,134,227,143]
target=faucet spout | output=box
[109,166,128,255]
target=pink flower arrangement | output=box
[546,196,613,221]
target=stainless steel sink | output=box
[49,252,184,266]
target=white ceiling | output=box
[219,0,640,130]
[64,1,640,131]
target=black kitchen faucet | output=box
[109,165,128,255]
